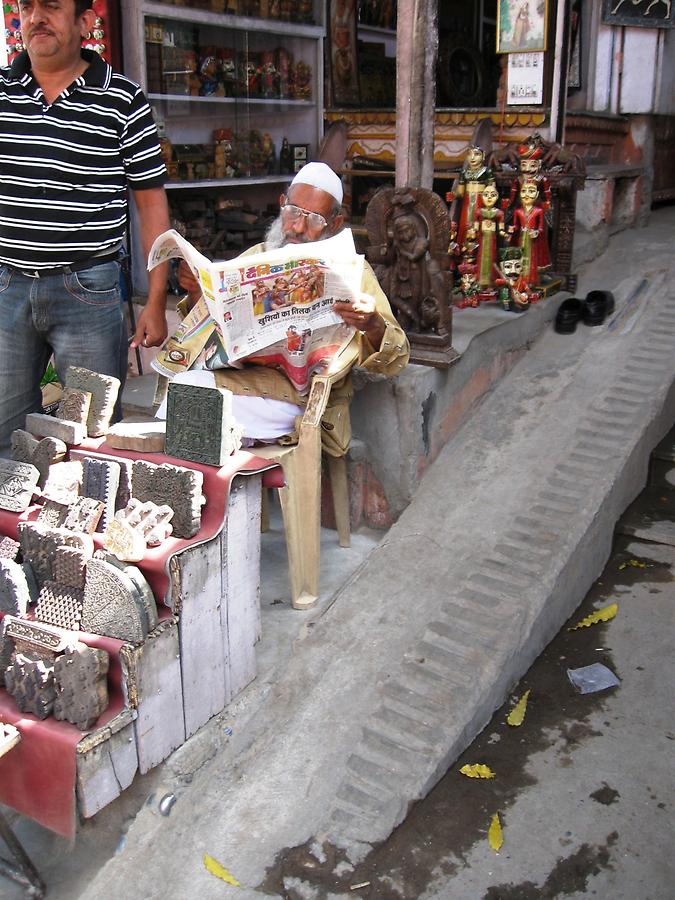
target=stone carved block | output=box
[165,383,242,466]
[63,496,105,535]
[64,366,120,437]
[3,615,72,655]
[117,497,174,545]
[42,460,83,504]
[18,522,94,588]
[0,536,20,560]
[57,387,92,427]
[107,420,166,453]
[13,431,68,489]
[102,518,146,562]
[37,498,70,529]
[0,459,40,512]
[53,546,87,590]
[0,558,32,616]
[25,412,87,445]
[81,457,121,532]
[35,581,84,631]
[5,651,56,719]
[131,460,204,539]
[81,556,149,643]
[0,626,14,687]
[96,552,158,634]
[53,643,109,731]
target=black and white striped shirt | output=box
[0,49,166,271]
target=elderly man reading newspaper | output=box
[156,163,410,456]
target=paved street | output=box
[261,435,675,899]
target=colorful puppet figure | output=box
[471,182,505,291]
[494,247,538,312]
[510,178,549,287]
[448,145,494,249]
[456,262,481,309]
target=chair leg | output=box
[277,430,322,610]
[327,455,351,548]
[261,486,270,533]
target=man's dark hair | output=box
[75,1,94,15]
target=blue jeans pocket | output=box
[0,265,13,294]
[66,261,121,306]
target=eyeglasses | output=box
[281,203,328,233]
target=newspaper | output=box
[148,229,364,394]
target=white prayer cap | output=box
[289,162,343,205]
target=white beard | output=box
[264,216,286,249]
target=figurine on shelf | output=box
[447,144,494,249]
[290,60,312,100]
[260,50,277,98]
[262,132,276,174]
[279,137,293,174]
[220,48,238,97]
[510,178,549,287]
[493,247,538,313]
[275,46,291,98]
[199,54,223,96]
[472,182,505,293]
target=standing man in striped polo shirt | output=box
[0,0,170,454]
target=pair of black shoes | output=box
[555,290,615,334]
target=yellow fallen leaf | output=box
[569,603,618,631]
[204,854,241,887]
[619,559,646,570]
[460,763,495,779]
[506,689,530,727]
[488,812,504,852]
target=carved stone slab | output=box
[131,460,204,539]
[96,552,159,635]
[42,460,83,504]
[5,650,56,719]
[165,383,242,466]
[53,545,87,590]
[81,457,121,532]
[102,518,146,562]
[107,420,166,453]
[12,431,68,489]
[18,522,94,587]
[35,581,84,631]
[0,558,32,616]
[54,644,109,731]
[118,497,174,545]
[0,626,14,687]
[64,366,120,437]
[0,536,20,561]
[63,496,105,535]
[81,556,149,643]
[37,498,70,529]
[0,459,39,512]
[25,412,87,446]
[57,387,92,427]
[2,615,72,655]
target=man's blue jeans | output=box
[0,261,127,456]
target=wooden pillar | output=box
[395,0,438,190]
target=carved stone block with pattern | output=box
[53,545,87,590]
[0,536,20,561]
[0,558,33,616]
[25,412,87,446]
[0,459,40,512]
[64,366,120,437]
[81,457,121,532]
[117,497,174,545]
[57,387,92,427]
[96,551,158,634]
[81,556,150,643]
[4,650,56,720]
[18,522,94,587]
[131,460,204,539]
[0,625,14,687]
[165,383,242,466]
[63,496,105,535]
[35,581,84,631]
[42,460,83,504]
[37,498,70,529]
[54,643,109,731]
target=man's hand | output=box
[131,303,168,349]
[335,293,385,349]
[177,259,203,305]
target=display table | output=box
[0,442,284,839]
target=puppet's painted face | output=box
[482,185,499,208]
[520,157,541,176]
[501,258,523,279]
[466,147,484,169]
[520,180,539,205]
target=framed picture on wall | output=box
[601,0,674,28]
[327,0,361,106]
[497,0,548,54]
